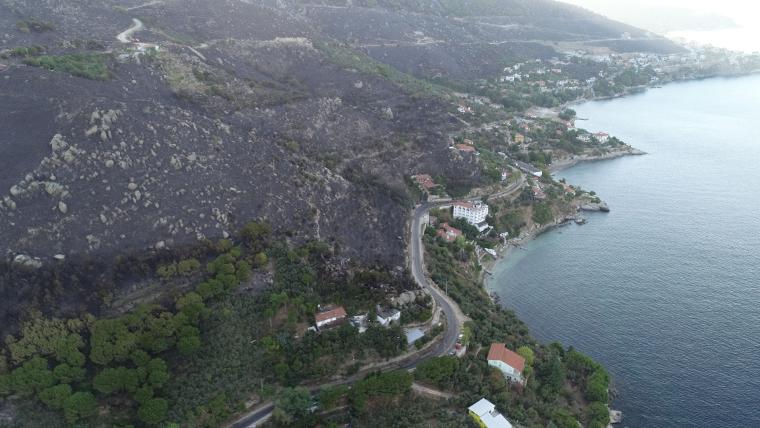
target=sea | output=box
[488,74,760,427]
[668,26,760,54]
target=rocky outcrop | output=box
[580,202,610,212]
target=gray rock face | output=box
[50,134,68,152]
[45,182,65,197]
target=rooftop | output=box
[315,306,347,323]
[487,343,526,373]
[453,201,486,210]
[469,398,513,428]
[377,306,400,319]
[413,174,436,190]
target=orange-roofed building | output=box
[487,343,526,384]
[437,223,462,243]
[456,144,476,153]
[413,174,436,191]
[315,306,347,329]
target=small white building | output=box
[351,314,368,333]
[593,132,610,144]
[487,343,526,384]
[468,398,513,428]
[376,306,401,327]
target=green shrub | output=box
[24,54,110,80]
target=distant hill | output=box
[559,0,738,34]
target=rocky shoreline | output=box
[549,147,647,173]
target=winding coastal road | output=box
[228,178,525,427]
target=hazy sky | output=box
[562,0,760,26]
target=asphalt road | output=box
[229,179,526,427]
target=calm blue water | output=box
[489,75,760,427]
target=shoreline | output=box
[480,72,760,290]
[562,69,760,110]
[482,214,569,291]
[549,147,647,173]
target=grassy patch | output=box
[314,40,450,99]
[0,45,45,59]
[24,53,111,80]
[16,19,55,33]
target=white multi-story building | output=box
[453,201,489,230]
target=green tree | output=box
[176,292,207,325]
[537,355,564,397]
[318,385,348,411]
[38,384,72,409]
[272,387,312,426]
[53,334,86,367]
[177,258,201,276]
[552,409,580,428]
[63,391,98,423]
[414,356,459,387]
[241,221,271,250]
[89,319,137,365]
[532,202,553,225]
[177,326,202,356]
[134,385,154,404]
[586,402,610,427]
[585,369,610,402]
[138,397,169,426]
[517,346,535,366]
[9,356,55,395]
[53,363,86,384]
[146,358,169,388]
[93,367,139,395]
[130,349,151,367]
[254,252,269,268]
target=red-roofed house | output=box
[437,223,462,243]
[487,343,526,383]
[593,132,610,143]
[413,174,436,191]
[532,187,546,201]
[315,306,347,329]
[456,144,476,153]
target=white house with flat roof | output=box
[468,398,513,428]
[376,306,401,327]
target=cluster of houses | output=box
[495,46,760,103]
[429,200,491,242]
[312,304,401,332]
